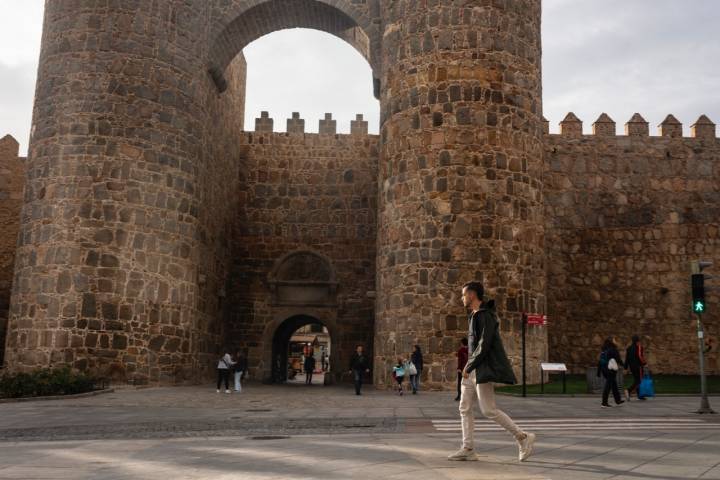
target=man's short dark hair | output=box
[462,281,484,300]
[461,337,468,346]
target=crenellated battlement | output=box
[544,113,718,140]
[251,111,373,137]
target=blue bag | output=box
[638,371,655,398]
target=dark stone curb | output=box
[0,388,114,404]
[0,417,401,442]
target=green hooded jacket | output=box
[465,300,517,385]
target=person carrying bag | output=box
[597,338,625,408]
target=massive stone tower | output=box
[4,0,248,383]
[374,1,546,385]
[4,0,548,386]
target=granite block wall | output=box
[545,113,720,374]
[226,114,378,382]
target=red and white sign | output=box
[525,314,548,326]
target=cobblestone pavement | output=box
[1,384,719,479]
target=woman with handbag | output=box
[597,338,625,407]
[409,346,423,394]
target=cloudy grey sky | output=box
[1,1,719,155]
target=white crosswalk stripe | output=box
[432,417,720,432]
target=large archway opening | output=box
[241,28,380,135]
[271,315,332,384]
[208,0,380,97]
[210,1,380,387]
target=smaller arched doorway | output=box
[271,315,332,384]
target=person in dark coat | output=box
[448,281,535,463]
[409,345,424,394]
[455,338,468,401]
[597,337,625,407]
[304,353,316,385]
[349,345,371,395]
[624,335,647,401]
[233,350,248,393]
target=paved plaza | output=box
[1,384,719,479]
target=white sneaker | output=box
[216,389,220,393]
[447,448,478,461]
[518,432,536,462]
[225,389,231,394]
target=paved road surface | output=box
[0,384,718,479]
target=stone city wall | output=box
[226,112,378,382]
[0,135,25,366]
[4,0,718,389]
[545,113,720,374]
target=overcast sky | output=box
[1,1,719,155]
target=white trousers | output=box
[459,375,523,450]
[234,372,242,392]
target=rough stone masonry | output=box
[0,1,717,387]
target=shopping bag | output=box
[638,372,655,398]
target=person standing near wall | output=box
[216,352,234,393]
[455,338,469,401]
[410,345,424,394]
[624,335,647,401]
[304,353,316,385]
[448,282,536,462]
[233,350,248,393]
[349,345,370,395]
[597,337,625,407]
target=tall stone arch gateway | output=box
[3,0,547,386]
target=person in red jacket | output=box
[624,335,647,400]
[455,338,468,401]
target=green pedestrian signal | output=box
[691,273,706,314]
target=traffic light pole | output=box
[690,260,715,414]
[695,312,715,414]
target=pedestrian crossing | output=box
[432,417,720,432]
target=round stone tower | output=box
[4,1,246,383]
[375,1,547,387]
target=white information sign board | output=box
[540,362,567,372]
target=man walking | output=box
[455,338,468,401]
[448,281,536,462]
[624,335,647,400]
[349,345,371,395]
